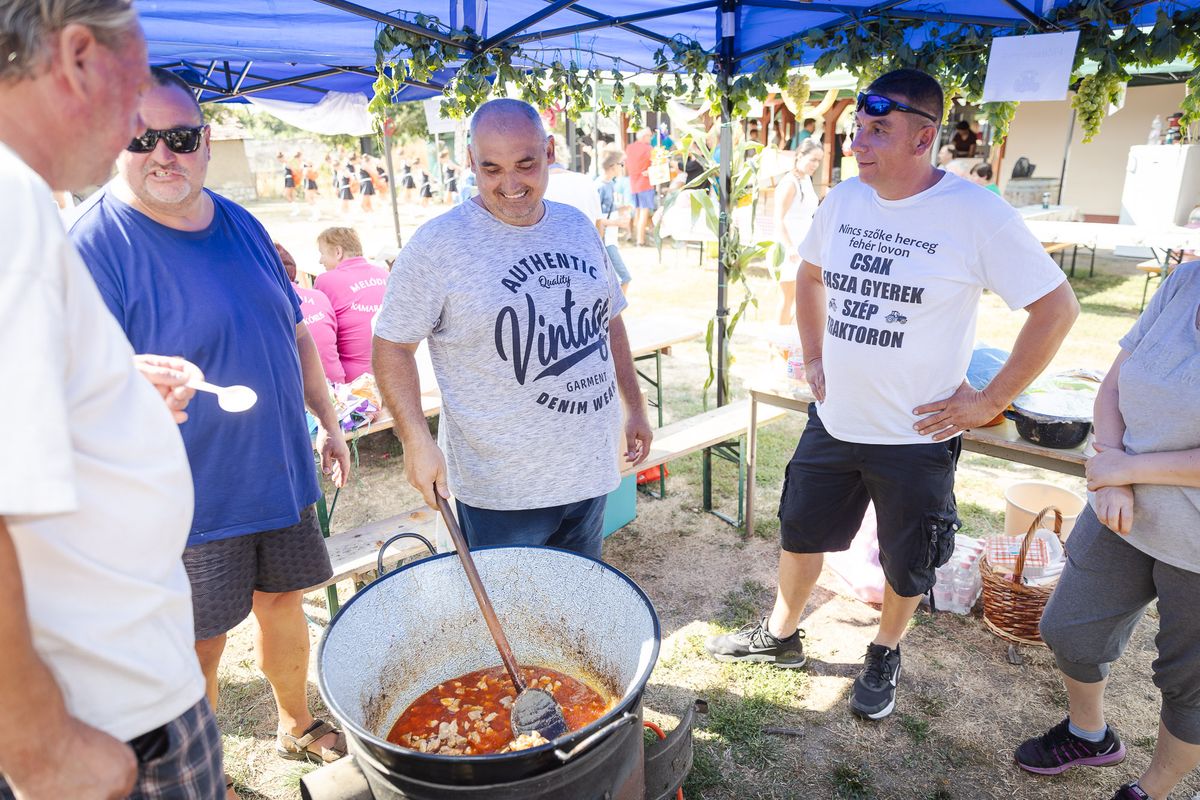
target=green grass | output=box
[831,761,875,799]
[898,712,932,745]
[716,579,771,628]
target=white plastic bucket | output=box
[1004,481,1086,538]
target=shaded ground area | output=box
[216,199,1189,799]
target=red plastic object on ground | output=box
[636,465,668,485]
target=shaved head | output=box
[469,98,546,150]
[467,98,553,227]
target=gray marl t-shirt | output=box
[1116,261,1200,572]
[375,198,627,510]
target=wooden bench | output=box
[1041,241,1094,276]
[621,398,786,478]
[1137,258,1168,311]
[314,399,790,610]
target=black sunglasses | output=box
[127,125,207,154]
[856,93,939,124]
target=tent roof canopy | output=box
[143,0,1191,105]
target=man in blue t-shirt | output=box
[70,68,352,777]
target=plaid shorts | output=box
[0,699,223,799]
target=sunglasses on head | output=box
[855,93,939,124]
[127,125,207,154]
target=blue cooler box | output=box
[602,475,637,537]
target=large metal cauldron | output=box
[317,546,661,790]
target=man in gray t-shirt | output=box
[373,99,652,559]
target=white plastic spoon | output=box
[189,380,258,413]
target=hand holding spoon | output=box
[188,380,258,413]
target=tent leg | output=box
[715,0,735,409]
[383,128,403,248]
[1056,108,1075,206]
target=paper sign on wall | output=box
[981,31,1080,103]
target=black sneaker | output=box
[1014,718,1126,776]
[704,618,806,667]
[1109,783,1151,799]
[850,643,901,720]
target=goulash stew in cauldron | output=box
[388,665,611,755]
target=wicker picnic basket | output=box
[980,506,1065,647]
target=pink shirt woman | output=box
[313,228,389,382]
[293,283,345,384]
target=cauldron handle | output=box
[376,532,437,576]
[553,712,638,763]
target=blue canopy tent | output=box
[141,0,1194,405]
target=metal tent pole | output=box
[715,0,736,408]
[1056,108,1075,205]
[382,126,403,247]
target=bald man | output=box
[373,99,652,559]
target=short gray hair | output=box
[0,0,137,82]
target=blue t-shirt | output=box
[69,188,321,545]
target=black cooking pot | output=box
[317,546,661,787]
[1004,406,1091,449]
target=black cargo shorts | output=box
[778,404,962,597]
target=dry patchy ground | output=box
[213,200,1190,800]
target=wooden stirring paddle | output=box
[434,496,569,741]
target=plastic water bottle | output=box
[1148,115,1163,145]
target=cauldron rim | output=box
[316,544,662,767]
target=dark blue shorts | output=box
[778,404,961,597]
[456,496,607,560]
[632,189,657,210]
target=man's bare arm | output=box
[608,315,652,466]
[0,517,137,799]
[373,337,446,507]
[296,323,350,487]
[914,281,1079,440]
[794,259,827,401]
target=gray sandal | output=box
[276,719,347,764]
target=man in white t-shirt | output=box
[0,3,221,799]
[707,69,1079,721]
[373,99,652,560]
[543,133,604,229]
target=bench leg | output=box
[316,496,340,617]
[1141,273,1151,313]
[745,397,758,536]
[635,350,669,499]
[703,440,745,529]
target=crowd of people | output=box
[1,3,1198,800]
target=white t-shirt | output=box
[0,142,204,741]
[798,172,1065,445]
[780,173,819,250]
[375,199,627,510]
[544,167,603,224]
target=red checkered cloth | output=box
[985,535,1051,572]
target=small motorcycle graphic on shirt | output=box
[828,299,838,312]
[885,311,908,324]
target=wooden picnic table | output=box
[742,375,1090,535]
[1016,204,1080,222]
[1024,220,1200,277]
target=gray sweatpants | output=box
[1040,505,1200,745]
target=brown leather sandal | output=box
[276,719,348,764]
